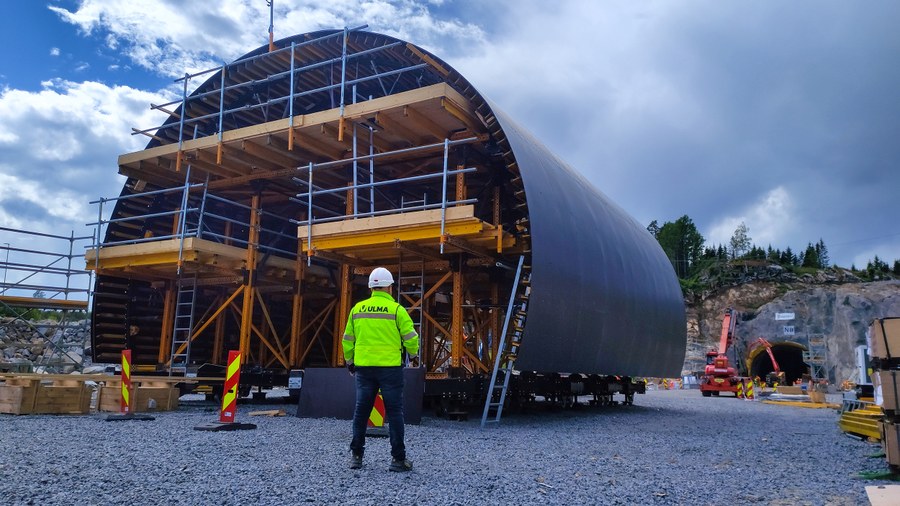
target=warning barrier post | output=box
[366,391,388,437]
[194,350,257,431]
[106,349,155,421]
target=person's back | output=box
[342,267,418,471]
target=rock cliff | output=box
[684,268,900,384]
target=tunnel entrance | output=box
[747,342,808,385]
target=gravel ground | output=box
[0,388,894,505]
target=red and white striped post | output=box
[120,349,132,414]
[105,349,154,421]
[220,350,242,423]
[366,391,388,437]
[194,349,256,431]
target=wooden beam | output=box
[307,248,370,267]
[404,105,448,141]
[0,296,87,311]
[195,148,251,175]
[441,97,484,135]
[374,111,421,145]
[442,233,498,260]
[406,43,450,77]
[221,144,283,171]
[394,239,443,261]
[242,139,303,168]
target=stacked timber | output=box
[0,374,181,415]
[871,317,900,471]
[0,377,92,415]
[97,379,179,413]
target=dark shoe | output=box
[350,454,363,469]
[389,459,413,472]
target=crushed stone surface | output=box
[0,389,892,505]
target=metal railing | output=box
[291,136,481,262]
[88,182,298,263]
[0,227,94,373]
[132,26,431,150]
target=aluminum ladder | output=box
[169,275,197,375]
[397,257,425,364]
[481,255,530,428]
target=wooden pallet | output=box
[0,378,92,415]
[98,380,180,413]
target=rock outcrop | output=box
[0,318,90,373]
[684,279,900,384]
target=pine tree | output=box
[815,239,829,267]
[647,220,660,239]
[893,260,900,276]
[802,243,819,268]
[781,247,796,266]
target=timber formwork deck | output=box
[86,29,530,381]
[86,27,687,402]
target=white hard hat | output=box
[368,267,394,288]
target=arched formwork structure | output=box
[746,341,807,385]
[86,28,685,405]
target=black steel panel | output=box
[488,106,686,377]
[296,367,425,424]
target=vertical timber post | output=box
[239,195,261,356]
[212,293,225,365]
[451,257,464,369]
[289,245,304,366]
[158,285,176,365]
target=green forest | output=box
[648,215,900,293]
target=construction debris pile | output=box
[0,319,90,373]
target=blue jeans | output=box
[350,366,406,460]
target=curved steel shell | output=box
[94,28,685,378]
[490,106,686,376]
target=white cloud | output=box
[49,0,484,80]
[0,79,173,234]
[50,47,61,57]
[706,186,794,249]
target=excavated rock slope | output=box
[684,279,900,382]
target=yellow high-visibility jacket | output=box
[342,290,419,366]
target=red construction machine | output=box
[700,308,743,397]
[753,337,786,387]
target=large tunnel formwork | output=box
[86,28,686,392]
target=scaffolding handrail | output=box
[0,227,93,310]
[291,198,478,226]
[133,25,435,143]
[88,182,298,260]
[293,167,476,199]
[172,25,367,84]
[154,40,403,113]
[141,62,429,139]
[0,226,91,242]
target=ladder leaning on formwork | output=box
[397,255,425,364]
[168,274,197,375]
[481,255,531,428]
[168,167,201,376]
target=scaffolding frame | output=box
[87,27,531,383]
[0,227,93,373]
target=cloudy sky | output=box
[1,0,898,272]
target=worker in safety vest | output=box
[343,267,419,472]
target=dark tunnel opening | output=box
[749,344,808,385]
